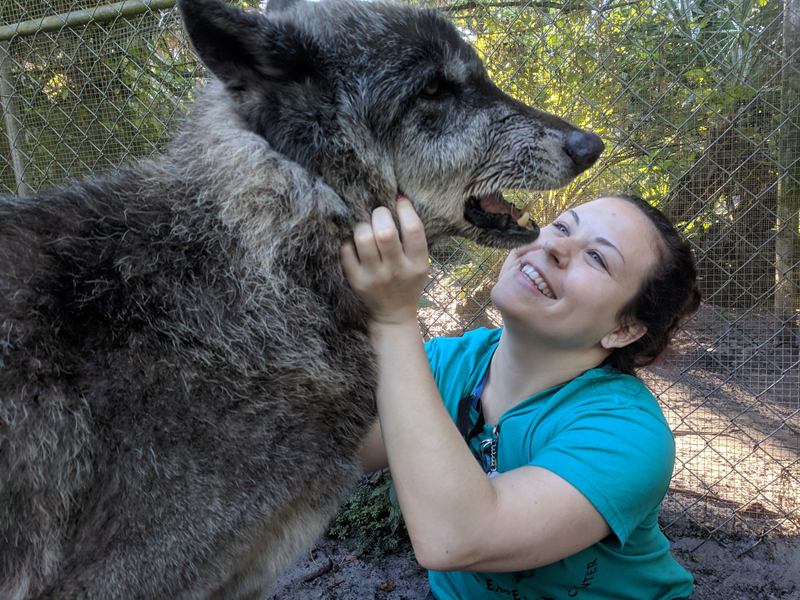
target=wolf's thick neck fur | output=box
[0,78,376,600]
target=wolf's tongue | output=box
[480,192,521,219]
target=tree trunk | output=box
[776,0,800,342]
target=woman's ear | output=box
[601,322,647,350]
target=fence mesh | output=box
[0,0,797,543]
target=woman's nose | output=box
[544,238,572,267]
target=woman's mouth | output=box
[520,265,555,299]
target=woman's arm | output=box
[341,200,610,572]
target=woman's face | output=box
[491,196,660,352]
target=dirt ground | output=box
[265,537,428,600]
[265,526,800,599]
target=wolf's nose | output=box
[564,130,604,173]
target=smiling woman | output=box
[342,193,701,600]
[489,196,662,378]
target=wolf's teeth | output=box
[516,201,532,227]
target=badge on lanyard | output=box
[479,425,500,478]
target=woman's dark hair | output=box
[602,193,702,376]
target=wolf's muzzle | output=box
[565,131,605,174]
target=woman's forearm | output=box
[369,319,499,570]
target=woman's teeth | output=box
[521,265,555,299]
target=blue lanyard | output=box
[456,368,499,478]
[471,368,489,409]
[457,368,489,444]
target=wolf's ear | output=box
[178,0,315,90]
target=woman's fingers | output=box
[343,201,426,274]
[368,200,428,275]
[353,219,382,263]
[369,207,403,263]
[396,198,428,263]
[340,200,430,324]
[341,221,375,288]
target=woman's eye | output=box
[553,222,568,234]
[589,251,607,269]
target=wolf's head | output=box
[178,0,603,248]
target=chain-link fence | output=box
[0,0,797,546]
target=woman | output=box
[341,194,701,600]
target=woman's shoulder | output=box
[558,365,670,428]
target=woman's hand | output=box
[340,198,429,325]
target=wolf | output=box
[0,0,603,597]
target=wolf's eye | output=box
[422,80,440,97]
[420,75,454,99]
[419,76,456,101]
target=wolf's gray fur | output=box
[0,0,603,598]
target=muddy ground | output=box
[265,524,800,599]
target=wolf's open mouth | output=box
[464,193,540,238]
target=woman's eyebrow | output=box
[597,237,625,263]
[568,209,580,225]
[568,209,625,264]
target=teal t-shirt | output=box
[425,328,693,600]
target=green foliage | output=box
[328,468,410,562]
[418,296,436,308]
[440,0,783,214]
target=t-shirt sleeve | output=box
[528,399,675,548]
